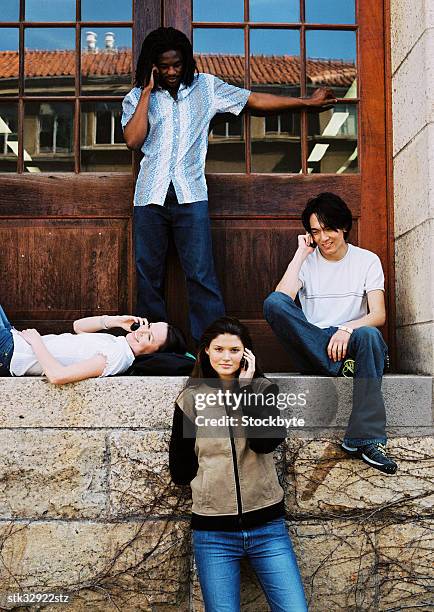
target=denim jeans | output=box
[193,518,308,612]
[263,291,388,446]
[134,184,225,342]
[0,305,14,375]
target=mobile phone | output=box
[240,357,247,370]
[130,322,140,331]
[308,235,317,248]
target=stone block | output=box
[396,321,434,375]
[108,430,191,517]
[377,520,434,610]
[285,437,434,518]
[0,519,190,610]
[291,520,376,611]
[0,377,186,429]
[0,431,106,519]
[394,123,434,237]
[390,0,426,73]
[395,219,434,327]
[392,30,433,155]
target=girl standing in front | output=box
[169,317,307,611]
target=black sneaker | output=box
[341,442,398,474]
[340,357,355,378]
[360,443,397,474]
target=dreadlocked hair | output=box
[135,27,197,89]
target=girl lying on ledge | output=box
[0,305,185,384]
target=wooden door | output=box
[163,0,394,370]
[0,0,393,371]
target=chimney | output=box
[105,32,116,52]
[86,31,97,52]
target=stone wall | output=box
[391,0,434,374]
[0,377,432,611]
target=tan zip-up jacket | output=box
[176,378,284,517]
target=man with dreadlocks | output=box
[122,26,336,343]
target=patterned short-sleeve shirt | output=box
[122,73,251,206]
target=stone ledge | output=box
[0,375,432,432]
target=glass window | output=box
[194,28,246,172]
[250,29,301,173]
[0,103,18,172]
[306,30,357,97]
[24,28,76,96]
[2,1,19,21]
[81,0,132,22]
[307,104,358,173]
[305,0,356,24]
[0,28,19,96]
[81,101,131,172]
[249,0,299,23]
[24,102,74,172]
[81,27,132,95]
[25,0,76,22]
[193,0,244,22]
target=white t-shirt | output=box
[9,331,135,377]
[298,244,384,328]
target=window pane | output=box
[249,0,299,23]
[25,0,76,22]
[24,102,74,172]
[193,0,243,22]
[306,0,356,24]
[0,103,18,172]
[2,1,19,21]
[307,103,358,174]
[250,29,301,173]
[81,27,132,95]
[25,28,75,96]
[0,29,19,96]
[81,0,132,21]
[81,101,132,172]
[194,28,246,173]
[306,30,357,98]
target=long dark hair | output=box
[188,317,264,384]
[135,27,197,89]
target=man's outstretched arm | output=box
[247,87,337,113]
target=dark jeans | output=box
[134,184,225,342]
[0,305,14,375]
[263,291,388,446]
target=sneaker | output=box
[341,442,398,474]
[341,441,361,456]
[360,443,397,474]
[340,357,355,378]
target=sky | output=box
[0,0,355,61]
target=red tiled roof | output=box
[0,50,355,87]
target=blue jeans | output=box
[0,305,14,374]
[134,184,225,341]
[263,291,388,446]
[193,518,308,612]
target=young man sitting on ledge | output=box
[0,307,186,384]
[263,192,397,475]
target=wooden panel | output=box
[0,174,134,217]
[0,219,130,327]
[207,174,361,217]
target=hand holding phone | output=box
[239,348,255,381]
